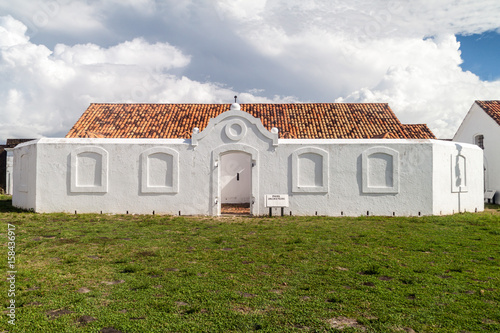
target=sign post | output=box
[265,194,289,216]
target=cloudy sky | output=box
[1,0,499,141]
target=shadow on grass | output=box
[485,203,500,214]
[0,195,29,213]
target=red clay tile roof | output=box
[66,103,436,139]
[76,130,106,138]
[371,132,399,139]
[476,100,500,126]
[5,139,36,148]
[402,124,435,140]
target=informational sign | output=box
[485,189,496,201]
[265,194,289,207]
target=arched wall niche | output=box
[70,146,109,193]
[362,147,399,194]
[292,147,329,193]
[140,147,179,193]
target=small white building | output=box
[2,139,34,195]
[12,103,483,216]
[453,101,500,204]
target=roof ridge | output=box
[476,100,500,127]
[67,103,435,139]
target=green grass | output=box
[1,195,499,332]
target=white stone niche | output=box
[70,146,109,193]
[362,147,399,194]
[292,147,329,193]
[451,153,467,193]
[141,147,179,193]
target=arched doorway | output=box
[211,144,259,216]
[220,152,251,214]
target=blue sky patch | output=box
[457,31,500,81]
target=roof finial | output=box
[230,96,241,111]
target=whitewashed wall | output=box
[5,149,13,195]
[12,143,37,209]
[453,102,500,204]
[432,141,484,213]
[13,106,484,216]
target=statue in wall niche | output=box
[454,145,466,189]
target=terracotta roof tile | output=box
[5,139,36,147]
[476,100,500,126]
[371,132,399,139]
[76,130,106,138]
[401,124,436,140]
[66,103,436,139]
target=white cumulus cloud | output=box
[214,0,500,138]
[1,1,500,140]
[0,15,290,141]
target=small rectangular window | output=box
[474,135,484,149]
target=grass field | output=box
[1,195,499,332]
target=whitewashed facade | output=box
[13,105,484,216]
[5,149,13,195]
[453,101,500,204]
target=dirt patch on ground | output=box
[136,251,156,257]
[102,280,125,285]
[379,276,393,281]
[394,328,416,333]
[78,287,91,293]
[46,309,74,319]
[326,317,365,331]
[484,206,500,215]
[77,315,96,325]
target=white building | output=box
[453,100,500,204]
[12,103,483,216]
[2,139,34,195]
